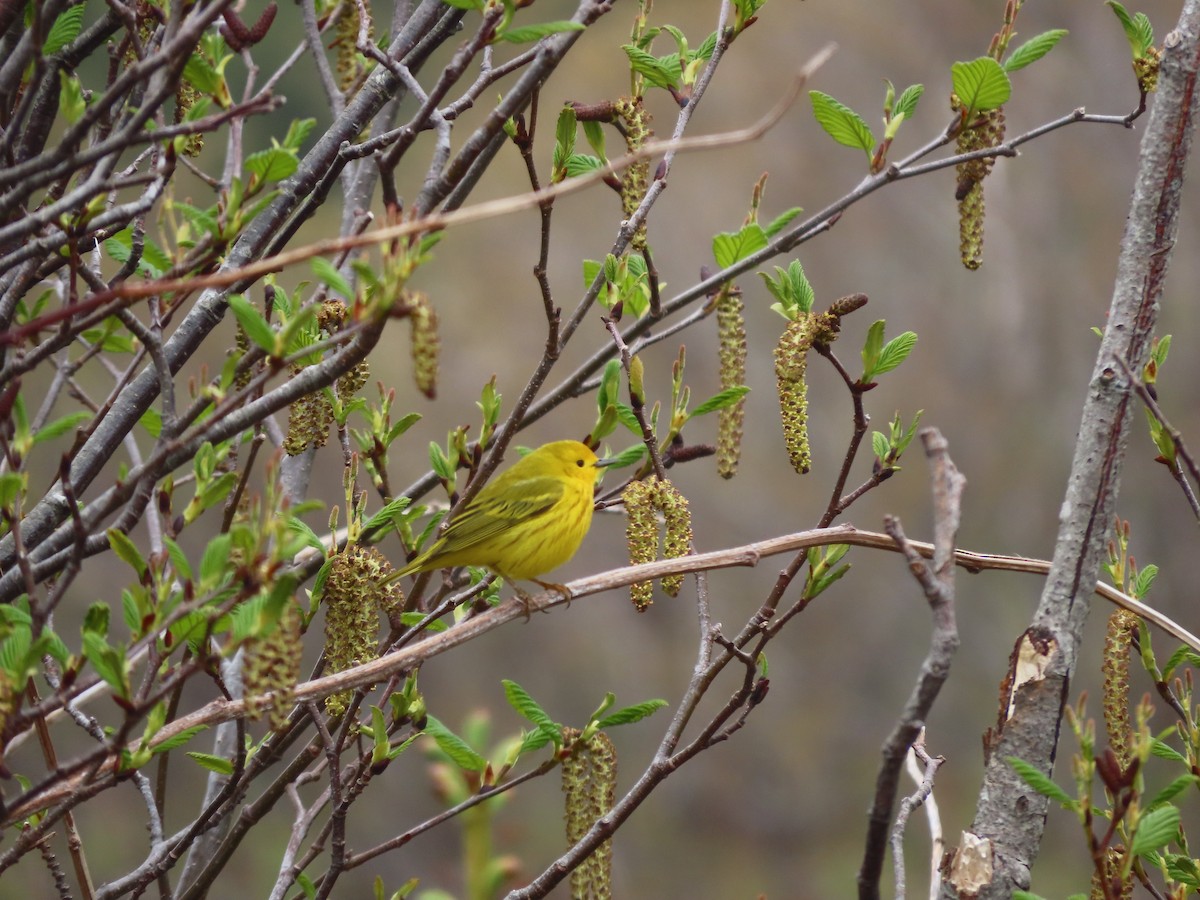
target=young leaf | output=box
[951,58,1012,115]
[1003,30,1069,73]
[45,5,86,55]
[502,679,557,731]
[553,105,577,179]
[712,224,768,269]
[1008,757,1075,808]
[1107,1,1155,56]
[32,412,90,446]
[894,84,924,119]
[809,91,874,158]
[228,294,276,354]
[108,529,148,579]
[187,752,235,775]
[596,698,668,728]
[423,715,487,772]
[1129,804,1181,857]
[310,257,353,299]
[764,207,804,239]
[153,724,208,754]
[873,332,918,377]
[691,386,750,418]
[500,20,585,43]
[623,44,678,89]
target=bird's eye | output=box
[576,459,585,467]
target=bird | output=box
[391,440,609,609]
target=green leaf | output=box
[0,471,27,510]
[1004,30,1069,73]
[553,105,576,178]
[288,517,327,558]
[894,84,924,119]
[565,154,603,178]
[362,497,412,538]
[228,294,276,354]
[1007,756,1075,808]
[597,698,668,728]
[691,386,750,418]
[108,529,147,579]
[59,71,86,124]
[581,120,606,158]
[501,20,585,43]
[153,725,208,754]
[396,611,447,633]
[32,411,90,446]
[199,533,233,589]
[1107,1,1155,56]
[440,0,482,7]
[871,431,889,460]
[1148,774,1200,809]
[81,631,130,699]
[873,332,918,377]
[44,5,85,55]
[310,257,353,299]
[1130,804,1181,857]
[712,224,768,269]
[763,207,804,239]
[502,679,556,730]
[187,751,235,775]
[1132,563,1158,599]
[423,715,487,772]
[623,44,678,89]
[951,58,1012,115]
[809,91,874,157]
[165,537,193,583]
[182,53,221,98]
[245,147,299,185]
[385,413,422,446]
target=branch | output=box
[9,522,1196,827]
[944,5,1200,896]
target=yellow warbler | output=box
[394,440,607,598]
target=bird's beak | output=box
[594,456,619,468]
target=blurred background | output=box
[12,0,1200,897]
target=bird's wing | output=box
[440,475,564,548]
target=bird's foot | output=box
[533,579,573,609]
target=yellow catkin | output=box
[1089,846,1132,900]
[332,3,372,92]
[774,315,816,474]
[953,104,1006,270]
[562,727,617,900]
[657,480,692,598]
[613,97,653,251]
[1134,47,1162,93]
[405,291,439,399]
[1101,608,1138,770]
[283,382,332,455]
[173,79,203,157]
[622,479,658,611]
[323,547,393,716]
[244,604,303,731]
[715,287,747,479]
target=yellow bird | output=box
[393,440,608,601]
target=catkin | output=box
[1101,608,1138,771]
[953,104,1006,270]
[322,547,397,716]
[716,287,747,479]
[623,480,657,611]
[774,315,816,474]
[562,727,617,900]
[405,291,440,399]
[244,604,303,731]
